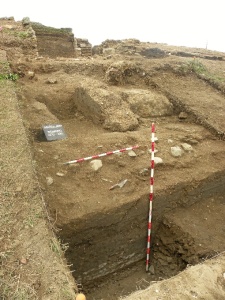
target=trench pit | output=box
[58,170,225,299]
[18,77,225,298]
[6,28,225,298]
[26,113,225,299]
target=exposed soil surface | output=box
[1,18,225,300]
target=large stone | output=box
[46,176,53,185]
[179,111,188,119]
[171,146,183,157]
[46,78,58,84]
[74,82,139,132]
[30,101,59,128]
[22,17,30,26]
[128,150,137,157]
[181,143,193,151]
[27,71,35,79]
[103,108,139,132]
[90,159,102,171]
[154,157,163,164]
[123,89,173,117]
[73,79,173,132]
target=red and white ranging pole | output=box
[146,123,155,272]
[63,145,139,165]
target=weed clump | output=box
[0,73,19,81]
[178,59,207,75]
[177,59,225,91]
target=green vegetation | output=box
[15,31,30,39]
[178,59,225,88]
[178,59,207,75]
[22,207,43,229]
[50,237,69,257]
[0,73,19,81]
[2,28,31,39]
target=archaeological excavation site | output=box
[0,17,225,300]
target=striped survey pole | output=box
[146,123,155,271]
[63,145,139,165]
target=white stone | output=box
[154,157,163,164]
[117,179,128,188]
[128,150,137,157]
[90,159,102,171]
[181,143,193,151]
[46,78,57,84]
[46,176,53,185]
[56,172,65,177]
[179,111,188,119]
[28,71,35,79]
[171,146,182,157]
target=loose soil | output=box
[1,18,225,300]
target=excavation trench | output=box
[17,61,225,298]
[58,170,225,298]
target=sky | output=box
[1,0,225,53]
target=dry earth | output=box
[0,18,225,300]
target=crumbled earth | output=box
[1,18,225,300]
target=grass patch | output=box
[23,208,43,228]
[15,31,30,39]
[2,29,31,39]
[178,59,207,75]
[177,59,225,88]
[0,73,19,81]
[50,238,69,257]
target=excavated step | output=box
[153,71,225,138]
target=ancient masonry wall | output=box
[31,22,92,58]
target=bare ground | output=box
[0,79,77,299]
